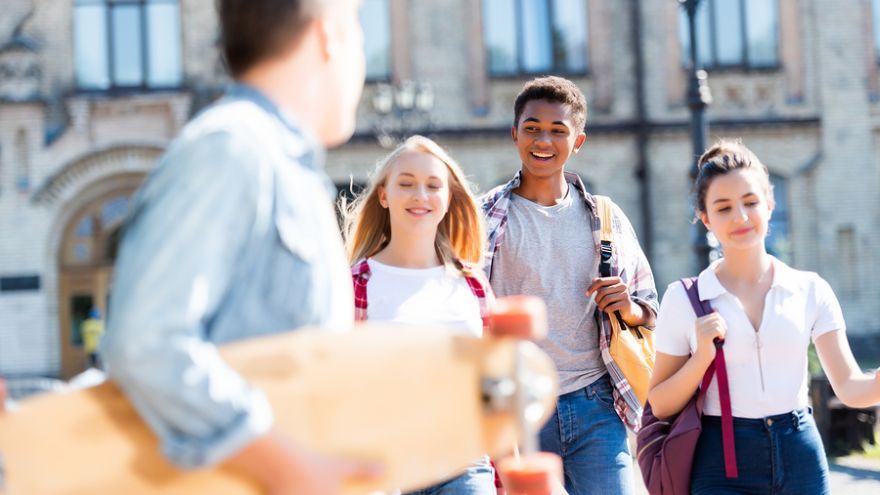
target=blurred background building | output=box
[0,0,878,379]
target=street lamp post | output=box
[679,0,713,271]
[372,80,434,148]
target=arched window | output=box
[74,0,182,90]
[15,129,29,192]
[62,193,133,267]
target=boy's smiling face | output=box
[512,99,586,180]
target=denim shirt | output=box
[102,84,354,468]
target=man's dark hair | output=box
[513,76,588,132]
[218,0,331,77]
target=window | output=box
[15,129,29,192]
[483,0,589,76]
[361,0,391,81]
[63,194,133,266]
[74,0,182,90]
[679,0,779,69]
[766,174,791,263]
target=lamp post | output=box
[371,80,434,148]
[679,0,713,271]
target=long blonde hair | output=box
[342,135,486,268]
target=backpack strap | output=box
[679,277,738,479]
[351,259,371,322]
[595,195,614,278]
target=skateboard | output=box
[0,323,558,494]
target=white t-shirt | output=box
[655,257,846,418]
[365,259,483,337]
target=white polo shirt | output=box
[655,257,845,418]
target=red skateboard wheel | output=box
[489,296,548,340]
[496,452,563,495]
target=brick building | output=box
[1,0,878,379]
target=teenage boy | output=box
[101,1,374,493]
[481,76,658,495]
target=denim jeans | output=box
[538,377,634,495]
[404,455,496,495]
[692,408,830,494]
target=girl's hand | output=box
[693,312,727,366]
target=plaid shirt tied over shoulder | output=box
[480,171,659,431]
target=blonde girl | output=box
[648,140,880,494]
[343,135,496,494]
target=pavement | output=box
[629,456,880,494]
[827,456,880,494]
[626,433,880,494]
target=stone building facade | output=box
[1,0,878,379]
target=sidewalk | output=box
[828,455,880,494]
[629,453,880,494]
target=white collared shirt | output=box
[655,257,845,418]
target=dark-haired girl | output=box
[648,140,880,494]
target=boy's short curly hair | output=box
[513,76,588,132]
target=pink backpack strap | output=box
[457,260,493,331]
[351,259,371,322]
[680,277,738,479]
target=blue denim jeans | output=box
[538,377,634,495]
[692,408,830,494]
[404,455,496,495]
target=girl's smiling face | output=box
[378,150,451,235]
[700,168,774,253]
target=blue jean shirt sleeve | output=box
[101,130,274,469]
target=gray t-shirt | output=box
[490,186,606,394]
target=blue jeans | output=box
[404,456,496,495]
[692,408,830,494]
[538,377,633,495]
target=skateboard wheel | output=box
[489,296,548,340]
[496,452,563,495]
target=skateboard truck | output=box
[484,295,553,456]
[480,341,554,455]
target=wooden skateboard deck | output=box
[0,324,558,494]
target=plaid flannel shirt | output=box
[480,171,659,431]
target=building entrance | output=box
[57,189,135,378]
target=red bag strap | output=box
[680,277,739,479]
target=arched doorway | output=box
[57,189,136,378]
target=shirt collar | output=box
[498,170,597,213]
[224,83,325,171]
[697,255,799,301]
